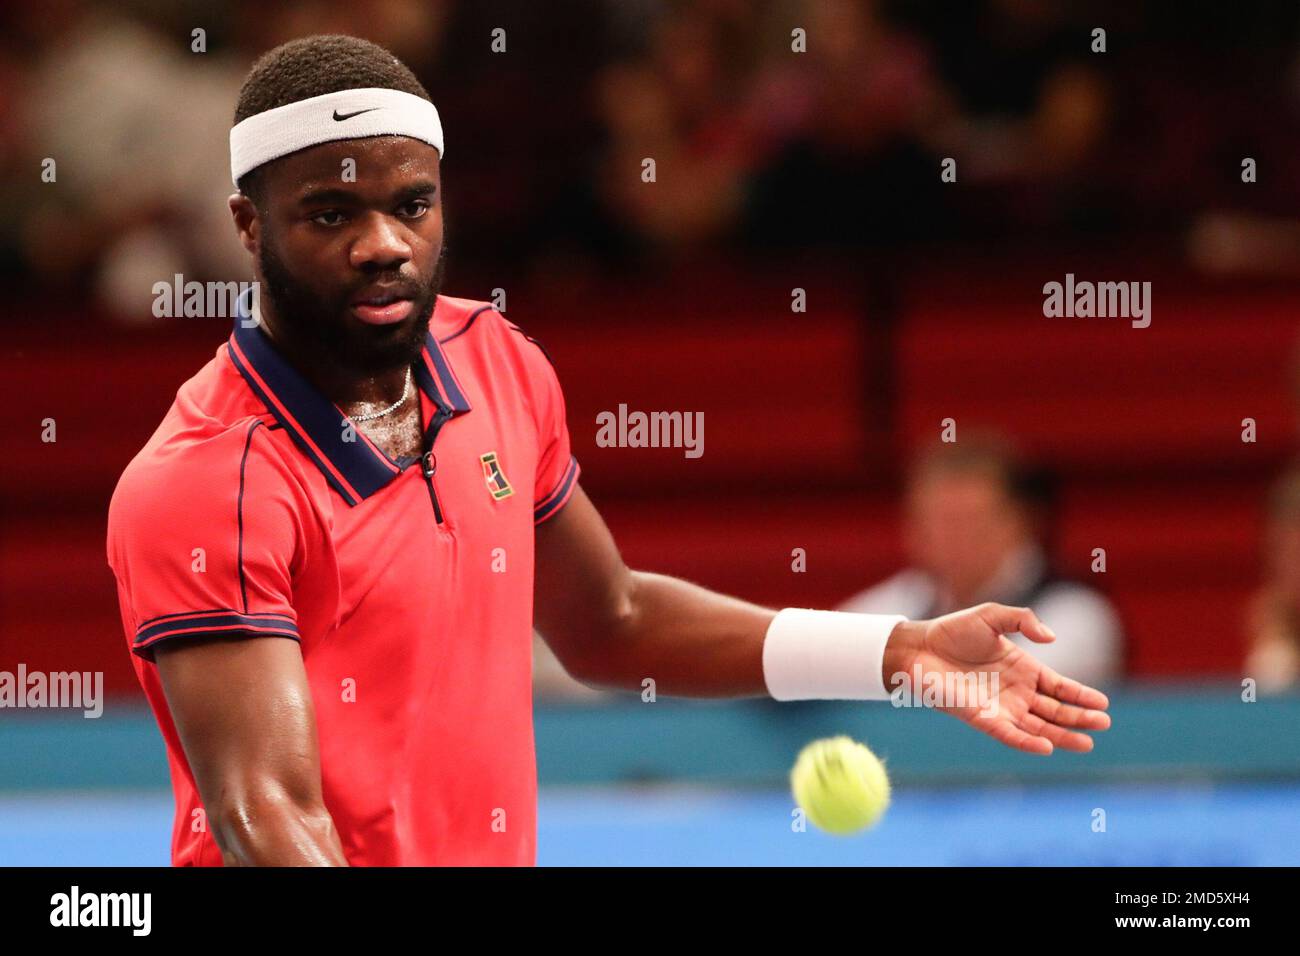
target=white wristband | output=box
[762,608,907,701]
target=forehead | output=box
[912,468,1006,503]
[261,135,441,197]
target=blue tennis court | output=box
[3,693,1298,866]
[3,780,1297,866]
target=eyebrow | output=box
[296,180,438,208]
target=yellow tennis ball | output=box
[790,735,891,835]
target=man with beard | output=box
[107,35,1111,867]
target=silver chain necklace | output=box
[347,367,413,423]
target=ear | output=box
[228,193,260,256]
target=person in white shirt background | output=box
[841,435,1124,687]
[1245,466,1300,692]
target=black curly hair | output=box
[233,35,431,207]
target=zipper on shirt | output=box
[420,450,445,524]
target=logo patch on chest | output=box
[479,451,514,500]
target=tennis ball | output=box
[790,735,891,835]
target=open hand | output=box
[883,603,1112,755]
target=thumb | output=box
[975,602,1057,644]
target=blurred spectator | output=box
[1245,468,1300,691]
[7,0,1300,305]
[840,436,1124,686]
[591,0,755,251]
[740,0,947,248]
[13,3,248,321]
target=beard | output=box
[256,233,448,377]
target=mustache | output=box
[346,275,426,301]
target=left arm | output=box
[534,485,1111,753]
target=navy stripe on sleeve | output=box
[534,456,580,524]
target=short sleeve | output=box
[107,421,303,661]
[526,337,581,526]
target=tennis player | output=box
[106,35,1110,866]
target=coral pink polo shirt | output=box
[106,295,580,866]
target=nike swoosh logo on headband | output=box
[333,108,379,121]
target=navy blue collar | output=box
[226,300,472,506]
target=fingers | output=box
[1020,711,1095,752]
[975,603,1056,644]
[1038,665,1111,714]
[980,716,1053,755]
[969,677,1112,755]
[969,604,1112,717]
[1031,692,1112,731]
[975,705,1097,756]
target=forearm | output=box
[558,570,924,700]
[535,489,913,699]
[564,570,776,697]
[154,637,346,865]
[213,790,349,866]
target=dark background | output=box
[3,0,1300,697]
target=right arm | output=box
[107,423,343,864]
[154,635,347,866]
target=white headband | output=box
[229,87,444,186]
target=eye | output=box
[311,210,347,227]
[398,200,430,219]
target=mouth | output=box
[349,288,417,326]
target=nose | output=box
[349,213,413,272]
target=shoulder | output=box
[435,295,558,369]
[108,413,300,548]
[433,296,566,432]
[114,414,276,494]
[114,341,326,511]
